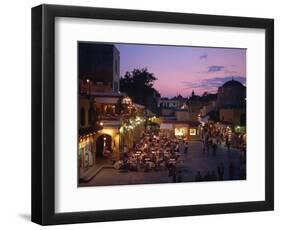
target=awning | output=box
[160,123,173,129]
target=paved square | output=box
[81,140,245,187]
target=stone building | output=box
[217,79,246,108]
[217,79,246,126]
[158,95,187,116]
[78,43,122,173]
[78,43,145,176]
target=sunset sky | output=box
[116,44,246,98]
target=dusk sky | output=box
[116,43,246,98]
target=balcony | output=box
[99,113,120,120]
[99,113,121,128]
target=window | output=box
[80,107,85,126]
[175,128,187,136]
[88,108,93,125]
[189,128,197,136]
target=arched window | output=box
[88,108,93,125]
[80,107,85,126]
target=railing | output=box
[99,114,121,121]
[100,119,121,127]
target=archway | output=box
[96,134,112,160]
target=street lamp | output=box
[86,79,90,95]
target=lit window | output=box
[189,128,197,136]
[175,128,187,136]
[80,107,85,126]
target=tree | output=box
[120,68,160,114]
[115,97,123,115]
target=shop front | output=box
[174,124,199,140]
[78,134,94,172]
[160,120,200,140]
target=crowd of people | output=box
[200,123,246,154]
[114,131,188,182]
[113,122,246,182]
[199,123,246,180]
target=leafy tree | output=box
[120,68,160,114]
[115,97,123,115]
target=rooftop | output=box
[222,79,244,88]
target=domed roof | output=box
[222,79,244,88]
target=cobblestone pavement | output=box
[80,141,245,187]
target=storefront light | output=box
[175,128,186,136]
[190,128,197,136]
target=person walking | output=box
[229,161,235,180]
[195,171,202,182]
[204,170,211,181]
[184,142,188,154]
[225,136,231,151]
[177,169,183,182]
[212,142,217,156]
[202,140,206,154]
[217,162,224,180]
[172,165,177,183]
[211,170,217,181]
[206,137,210,154]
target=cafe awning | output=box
[160,123,173,129]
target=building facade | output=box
[79,43,120,93]
[217,79,246,126]
[217,79,246,108]
[78,43,123,175]
[78,43,146,176]
[160,120,200,140]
